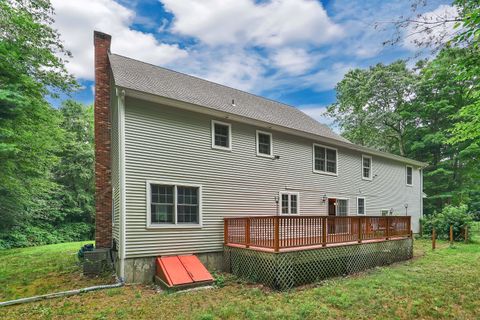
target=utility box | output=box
[83,248,111,275]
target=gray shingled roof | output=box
[109,53,350,143]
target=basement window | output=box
[147,181,202,228]
[211,120,232,151]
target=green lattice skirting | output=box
[224,238,413,290]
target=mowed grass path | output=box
[2,236,480,320]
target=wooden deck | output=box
[224,215,412,252]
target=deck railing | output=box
[224,215,412,252]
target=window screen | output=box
[150,185,174,223]
[337,199,348,216]
[150,184,200,225]
[363,157,371,179]
[257,132,272,155]
[280,193,299,214]
[314,145,337,174]
[406,166,413,185]
[177,186,199,223]
[357,198,365,215]
[214,122,230,148]
[281,194,289,214]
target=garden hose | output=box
[0,277,124,308]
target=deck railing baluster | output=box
[224,215,412,250]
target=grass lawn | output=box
[1,232,479,320]
[0,241,114,301]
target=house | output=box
[93,31,426,284]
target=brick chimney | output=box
[94,31,112,248]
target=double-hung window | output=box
[362,155,372,180]
[313,144,337,175]
[357,197,366,215]
[279,192,299,215]
[147,181,202,227]
[256,130,273,157]
[406,165,413,186]
[211,120,232,150]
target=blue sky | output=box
[51,0,454,125]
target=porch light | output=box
[322,194,327,203]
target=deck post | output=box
[322,217,327,247]
[274,216,280,252]
[385,216,390,240]
[358,217,362,243]
[224,218,228,245]
[245,218,250,248]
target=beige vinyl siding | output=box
[123,97,422,258]
[111,93,120,244]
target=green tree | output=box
[383,0,480,146]
[448,1,480,145]
[411,48,479,214]
[327,61,416,156]
[0,0,77,242]
[54,101,95,232]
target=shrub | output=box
[420,205,473,241]
[0,222,93,249]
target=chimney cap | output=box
[94,30,112,41]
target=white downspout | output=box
[117,88,127,280]
[420,168,424,219]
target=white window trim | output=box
[328,197,350,216]
[211,120,232,151]
[312,143,338,176]
[361,155,373,181]
[146,180,203,229]
[256,130,274,158]
[278,191,300,215]
[406,165,413,186]
[356,197,366,215]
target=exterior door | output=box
[328,198,348,233]
[328,198,336,234]
[328,198,336,216]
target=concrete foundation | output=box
[119,251,224,284]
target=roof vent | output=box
[231,99,235,107]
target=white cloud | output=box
[302,63,354,92]
[52,0,187,80]
[403,4,459,51]
[185,49,266,92]
[271,48,318,75]
[161,0,344,47]
[298,104,338,132]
